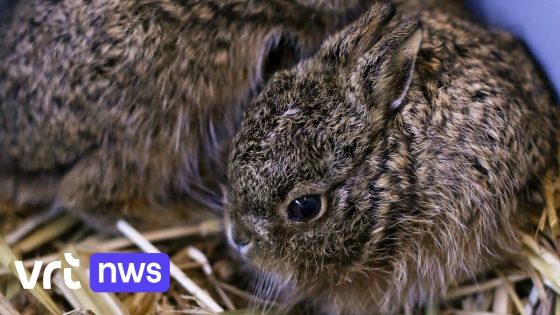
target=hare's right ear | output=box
[319,1,396,68]
[350,19,423,110]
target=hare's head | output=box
[226,1,423,290]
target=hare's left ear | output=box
[319,1,396,68]
[352,19,423,110]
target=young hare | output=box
[0,0,374,230]
[226,1,559,313]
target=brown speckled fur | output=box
[226,2,559,314]
[0,0,375,231]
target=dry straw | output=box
[0,165,558,314]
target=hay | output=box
[0,168,558,315]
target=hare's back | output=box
[401,11,557,208]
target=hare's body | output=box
[226,3,558,314]
[0,0,373,229]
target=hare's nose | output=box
[229,223,253,252]
[232,225,252,246]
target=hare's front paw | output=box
[56,147,213,233]
[55,148,154,233]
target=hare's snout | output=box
[226,218,254,256]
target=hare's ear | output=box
[319,1,396,67]
[258,32,308,81]
[354,19,423,110]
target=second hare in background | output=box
[0,0,374,230]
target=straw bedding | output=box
[0,155,558,315]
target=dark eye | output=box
[287,195,322,221]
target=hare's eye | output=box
[287,195,323,221]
